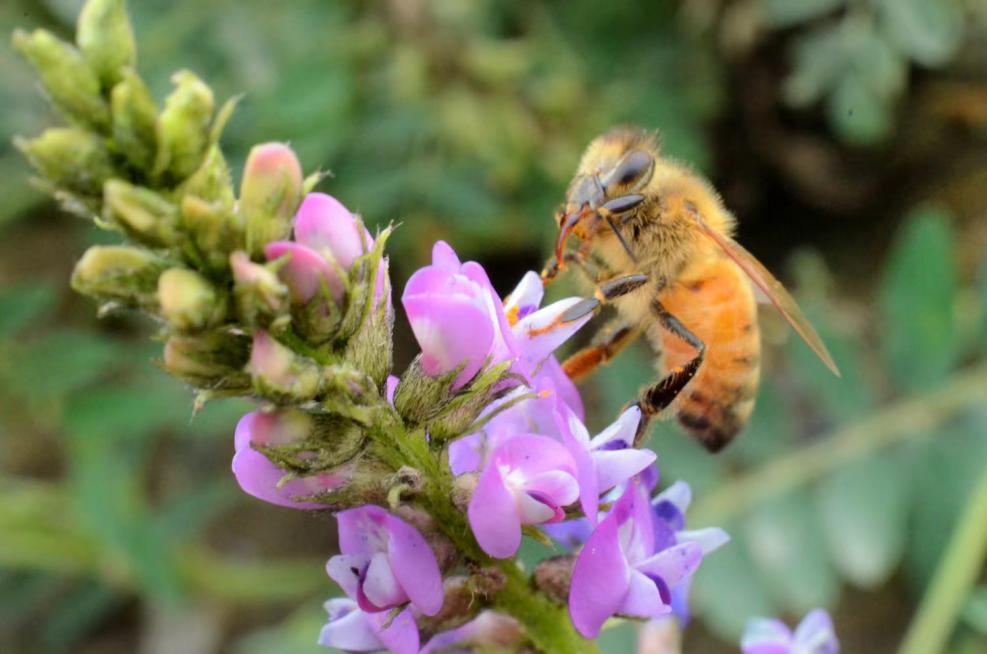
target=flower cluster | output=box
[14,2,844,652]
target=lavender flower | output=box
[318,598,419,654]
[326,506,444,616]
[232,410,342,509]
[741,608,840,654]
[568,478,705,638]
[468,434,579,558]
[559,404,655,523]
[403,248,593,392]
[402,241,498,390]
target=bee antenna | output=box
[605,216,638,263]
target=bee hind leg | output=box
[634,299,705,446]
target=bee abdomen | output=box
[652,257,762,452]
[677,379,758,452]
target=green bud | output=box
[240,142,303,257]
[180,145,235,206]
[181,196,244,272]
[12,29,110,130]
[161,331,251,390]
[250,331,321,402]
[77,0,136,89]
[71,245,167,307]
[15,128,113,196]
[104,179,178,247]
[155,70,214,182]
[157,268,226,331]
[110,69,158,172]
[230,251,290,327]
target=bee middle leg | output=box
[634,299,705,444]
[562,319,641,382]
[559,273,650,324]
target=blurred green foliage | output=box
[2,0,987,653]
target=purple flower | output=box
[265,192,377,305]
[568,478,704,638]
[498,271,594,380]
[402,241,497,390]
[741,609,839,654]
[318,598,419,654]
[402,246,594,391]
[649,479,729,625]
[448,357,584,476]
[326,506,444,616]
[559,404,655,524]
[468,434,579,558]
[232,410,342,509]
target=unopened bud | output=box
[249,331,321,401]
[180,145,235,206]
[77,0,135,89]
[240,142,303,257]
[104,179,178,247]
[71,245,167,307]
[110,69,157,171]
[181,196,243,272]
[157,268,226,331]
[12,29,109,129]
[15,128,113,196]
[452,473,478,514]
[230,251,289,327]
[162,332,251,389]
[533,555,575,605]
[155,70,214,181]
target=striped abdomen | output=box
[649,256,761,451]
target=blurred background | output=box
[2,0,987,652]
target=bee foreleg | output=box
[561,320,640,382]
[635,299,705,444]
[540,250,612,286]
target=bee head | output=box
[556,137,656,264]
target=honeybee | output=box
[545,127,839,452]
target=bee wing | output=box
[690,210,841,377]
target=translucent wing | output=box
[690,210,841,377]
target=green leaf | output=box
[783,25,847,107]
[760,0,844,28]
[877,0,962,67]
[40,582,123,651]
[816,454,908,587]
[828,69,893,144]
[693,534,778,642]
[8,330,122,403]
[233,603,329,654]
[63,377,191,444]
[905,411,987,591]
[963,586,987,635]
[743,492,839,612]
[879,206,958,394]
[0,281,57,340]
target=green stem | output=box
[899,464,987,654]
[691,365,987,526]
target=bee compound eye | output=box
[603,149,654,190]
